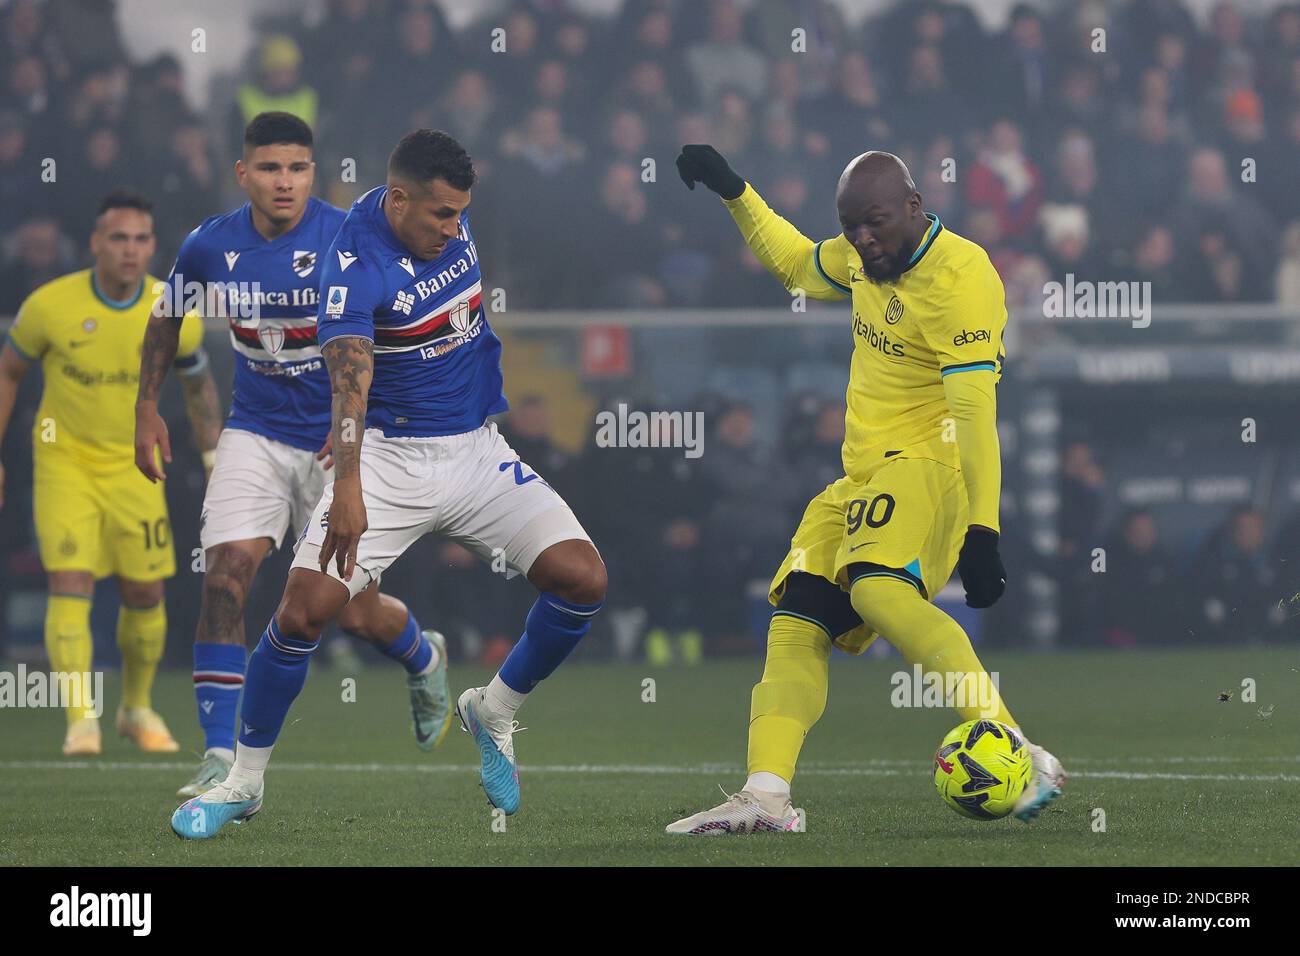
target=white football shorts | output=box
[199,427,328,553]
[289,422,592,599]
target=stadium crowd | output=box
[5,0,1300,310]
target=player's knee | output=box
[774,572,862,643]
[119,578,164,608]
[198,546,262,641]
[48,570,94,598]
[205,543,262,590]
[530,541,607,605]
[272,598,328,644]
[557,553,607,606]
[847,572,921,631]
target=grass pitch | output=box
[2,647,1297,866]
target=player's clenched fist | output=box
[134,400,172,482]
[675,145,746,200]
[957,527,1006,608]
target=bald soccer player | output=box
[666,145,1065,834]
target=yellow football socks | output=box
[117,602,167,711]
[747,613,831,782]
[44,595,96,722]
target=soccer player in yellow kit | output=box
[666,146,1065,834]
[0,192,221,755]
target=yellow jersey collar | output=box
[90,270,145,310]
[903,214,942,274]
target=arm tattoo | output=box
[137,311,182,404]
[322,336,374,482]
[180,366,224,452]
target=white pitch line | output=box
[1,760,1298,783]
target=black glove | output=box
[957,527,1006,609]
[675,144,745,200]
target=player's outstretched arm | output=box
[319,334,373,582]
[134,305,182,482]
[0,341,34,512]
[676,144,849,301]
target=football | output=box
[933,718,1033,821]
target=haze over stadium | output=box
[0,0,1296,883]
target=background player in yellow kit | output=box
[0,192,221,756]
[666,146,1066,834]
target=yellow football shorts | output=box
[33,447,176,581]
[769,446,968,654]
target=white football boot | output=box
[666,787,801,835]
[1013,742,1066,822]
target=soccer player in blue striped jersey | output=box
[136,113,453,803]
[171,129,605,839]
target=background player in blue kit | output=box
[135,113,452,801]
[171,129,606,838]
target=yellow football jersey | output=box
[8,269,205,472]
[724,186,1007,489]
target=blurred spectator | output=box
[434,69,501,158]
[57,126,135,244]
[1192,507,1285,642]
[127,54,192,160]
[990,4,1052,131]
[1047,131,1122,250]
[685,0,767,108]
[1111,104,1188,225]
[0,215,75,313]
[1049,61,1108,146]
[748,0,850,100]
[699,403,792,632]
[5,53,57,146]
[1098,509,1181,646]
[1275,221,1300,305]
[807,51,891,161]
[366,2,460,148]
[574,162,668,308]
[301,0,384,103]
[1039,203,1105,282]
[1170,147,1275,297]
[894,43,968,144]
[0,110,36,222]
[966,119,1042,243]
[150,120,220,265]
[783,394,845,498]
[1129,224,1182,304]
[230,35,318,152]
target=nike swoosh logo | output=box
[413,709,432,743]
[848,541,878,552]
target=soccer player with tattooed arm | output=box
[135,113,453,802]
[666,145,1065,835]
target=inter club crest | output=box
[259,326,285,354]
[292,250,317,278]
[885,295,904,325]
